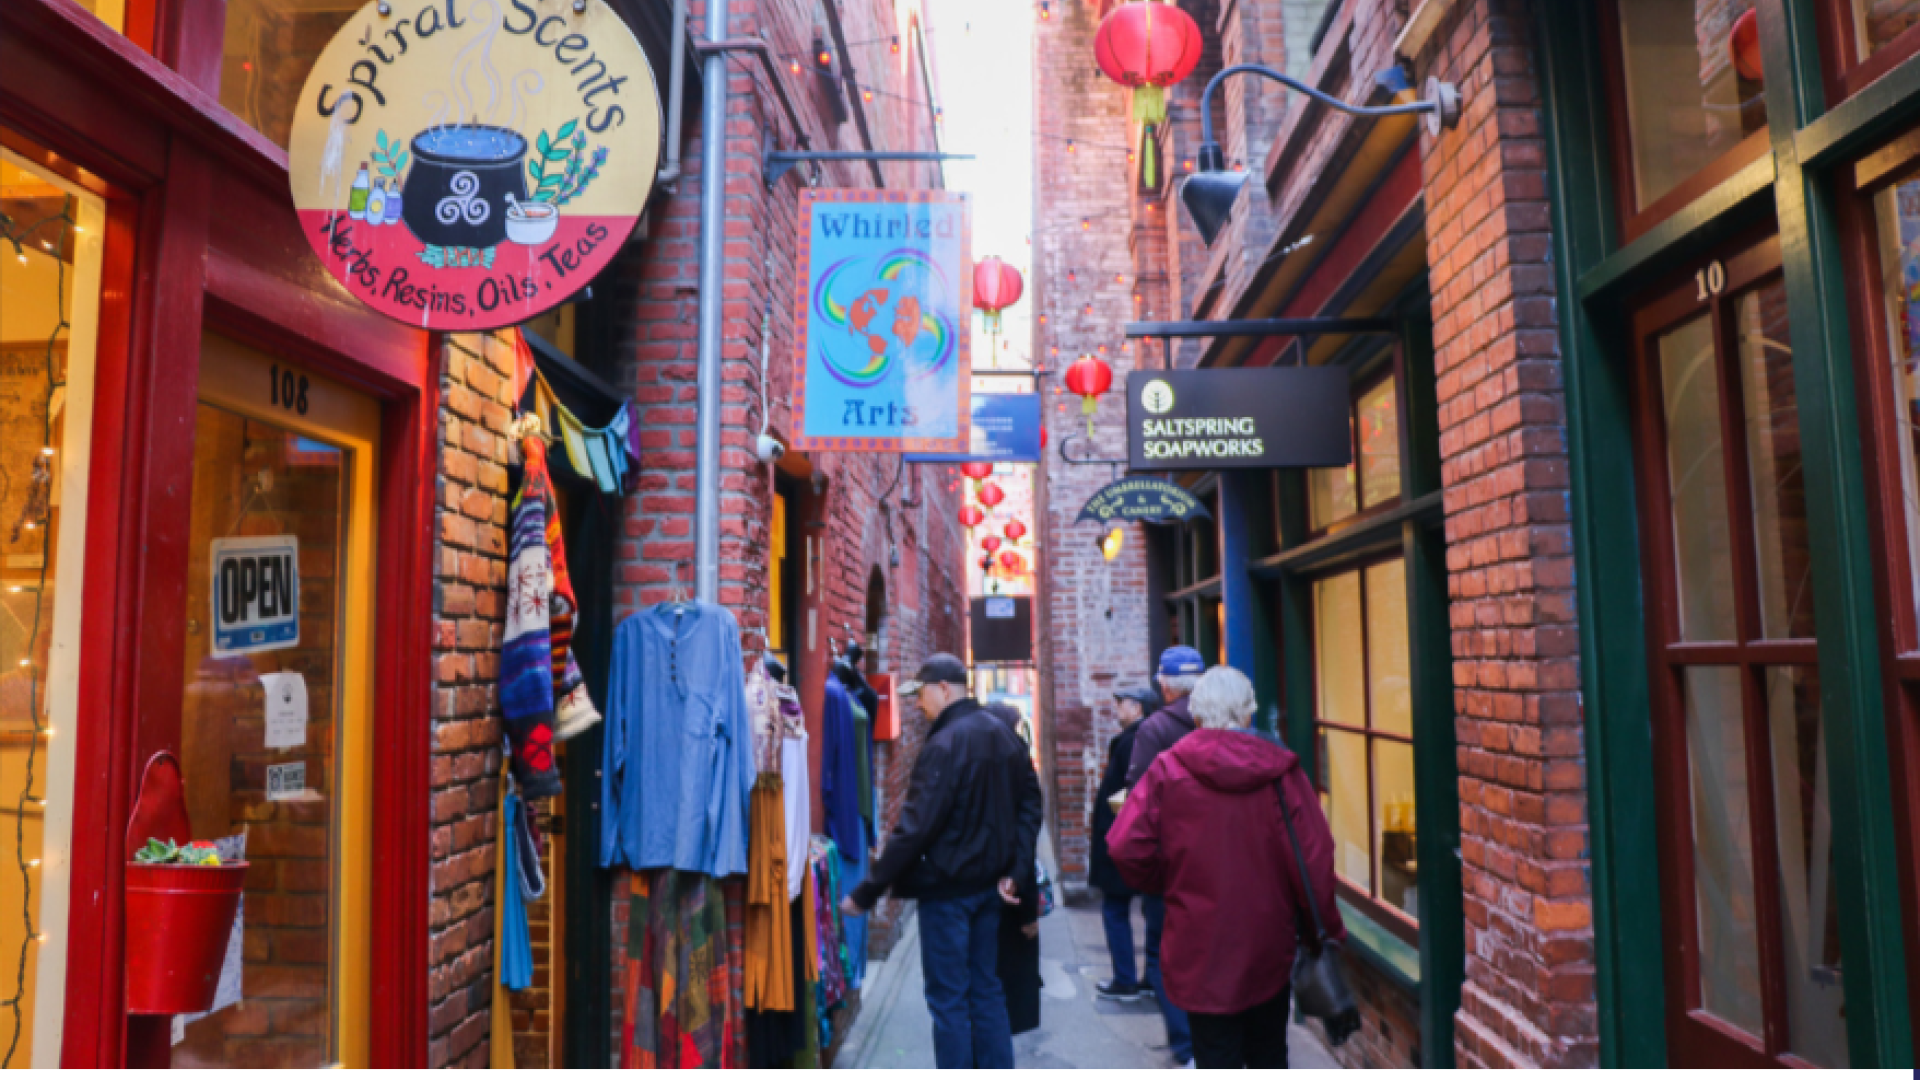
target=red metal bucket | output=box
[123,861,247,1015]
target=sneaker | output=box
[1095,979,1143,1001]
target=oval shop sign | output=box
[289,0,662,331]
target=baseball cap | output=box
[1158,646,1205,678]
[1113,687,1159,710]
[898,652,969,696]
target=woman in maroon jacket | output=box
[1107,665,1344,1068]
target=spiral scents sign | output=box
[288,0,661,330]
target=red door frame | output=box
[0,0,435,1065]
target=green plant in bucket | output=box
[133,837,224,866]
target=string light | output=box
[0,190,71,1067]
[891,35,900,53]
[790,60,801,74]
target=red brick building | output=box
[1036,0,1920,1071]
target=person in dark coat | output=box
[1091,687,1158,1001]
[1109,665,1345,1069]
[986,703,1042,1037]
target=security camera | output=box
[753,434,785,464]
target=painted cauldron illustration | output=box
[402,125,529,250]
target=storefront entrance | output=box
[1627,234,1847,1068]
[166,335,376,1067]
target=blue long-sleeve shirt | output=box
[599,601,754,878]
[822,676,865,858]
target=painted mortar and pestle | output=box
[504,194,559,246]
[401,124,528,250]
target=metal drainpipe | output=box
[655,0,689,188]
[693,0,728,602]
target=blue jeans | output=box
[918,889,1016,1069]
[1101,894,1139,988]
[1143,895,1192,1064]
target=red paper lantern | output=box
[1004,521,1027,542]
[977,482,1006,509]
[983,536,1003,554]
[1063,354,1113,437]
[972,258,1025,322]
[959,505,985,528]
[999,551,1024,573]
[1729,9,1762,83]
[961,461,995,481]
[1095,1,1203,188]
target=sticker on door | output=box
[210,535,300,658]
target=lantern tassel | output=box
[1138,125,1159,191]
[1081,395,1098,439]
[1132,85,1167,129]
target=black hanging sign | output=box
[1075,477,1212,524]
[1126,367,1352,472]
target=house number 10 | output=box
[1695,260,1726,301]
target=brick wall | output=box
[1407,0,1598,1068]
[426,331,517,1068]
[1032,0,1156,891]
[1329,956,1420,1069]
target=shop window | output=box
[1310,558,1415,926]
[0,147,105,1066]
[61,0,126,33]
[1832,1,1920,94]
[1630,241,1845,1067]
[1607,0,1769,233]
[219,0,358,148]
[1310,372,1401,532]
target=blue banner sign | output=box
[904,393,1041,464]
[793,190,972,454]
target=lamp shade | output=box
[959,505,986,528]
[972,257,1025,314]
[1094,2,1203,92]
[1181,165,1250,247]
[977,482,1005,509]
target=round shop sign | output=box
[289,0,661,331]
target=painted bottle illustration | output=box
[348,162,371,221]
[366,180,387,226]
[383,179,403,225]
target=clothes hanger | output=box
[666,559,692,613]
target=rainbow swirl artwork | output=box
[794,191,971,453]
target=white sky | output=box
[926,0,1035,373]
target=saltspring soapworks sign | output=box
[793,190,972,455]
[288,0,662,331]
[1125,367,1352,472]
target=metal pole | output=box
[693,0,729,603]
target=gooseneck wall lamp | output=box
[1182,65,1462,246]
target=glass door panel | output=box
[0,145,107,1068]
[170,335,375,1069]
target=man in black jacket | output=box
[843,653,1042,1069]
[1091,687,1157,1002]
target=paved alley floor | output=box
[836,893,1343,1070]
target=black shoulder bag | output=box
[1273,778,1361,1045]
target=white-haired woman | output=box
[1108,665,1344,1069]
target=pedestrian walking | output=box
[1122,646,1207,1065]
[985,703,1043,1037]
[842,654,1044,1069]
[1091,687,1159,1002]
[1107,666,1345,1069]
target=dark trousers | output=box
[918,889,1015,1069]
[1100,893,1139,987]
[1142,895,1192,1063]
[1189,985,1292,1069]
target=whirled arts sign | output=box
[289,0,662,331]
[793,190,971,454]
[1075,477,1212,524]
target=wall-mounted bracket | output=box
[765,151,974,188]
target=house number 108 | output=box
[268,364,311,416]
[1695,260,1726,301]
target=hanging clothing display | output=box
[500,436,574,797]
[743,774,794,1011]
[600,600,754,878]
[524,364,642,496]
[618,870,743,1069]
[499,789,535,992]
[810,838,848,1010]
[746,896,812,1066]
[780,700,811,903]
[821,676,863,859]
[849,698,875,846]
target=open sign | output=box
[210,536,301,658]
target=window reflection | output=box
[1615,0,1767,212]
[220,0,359,148]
